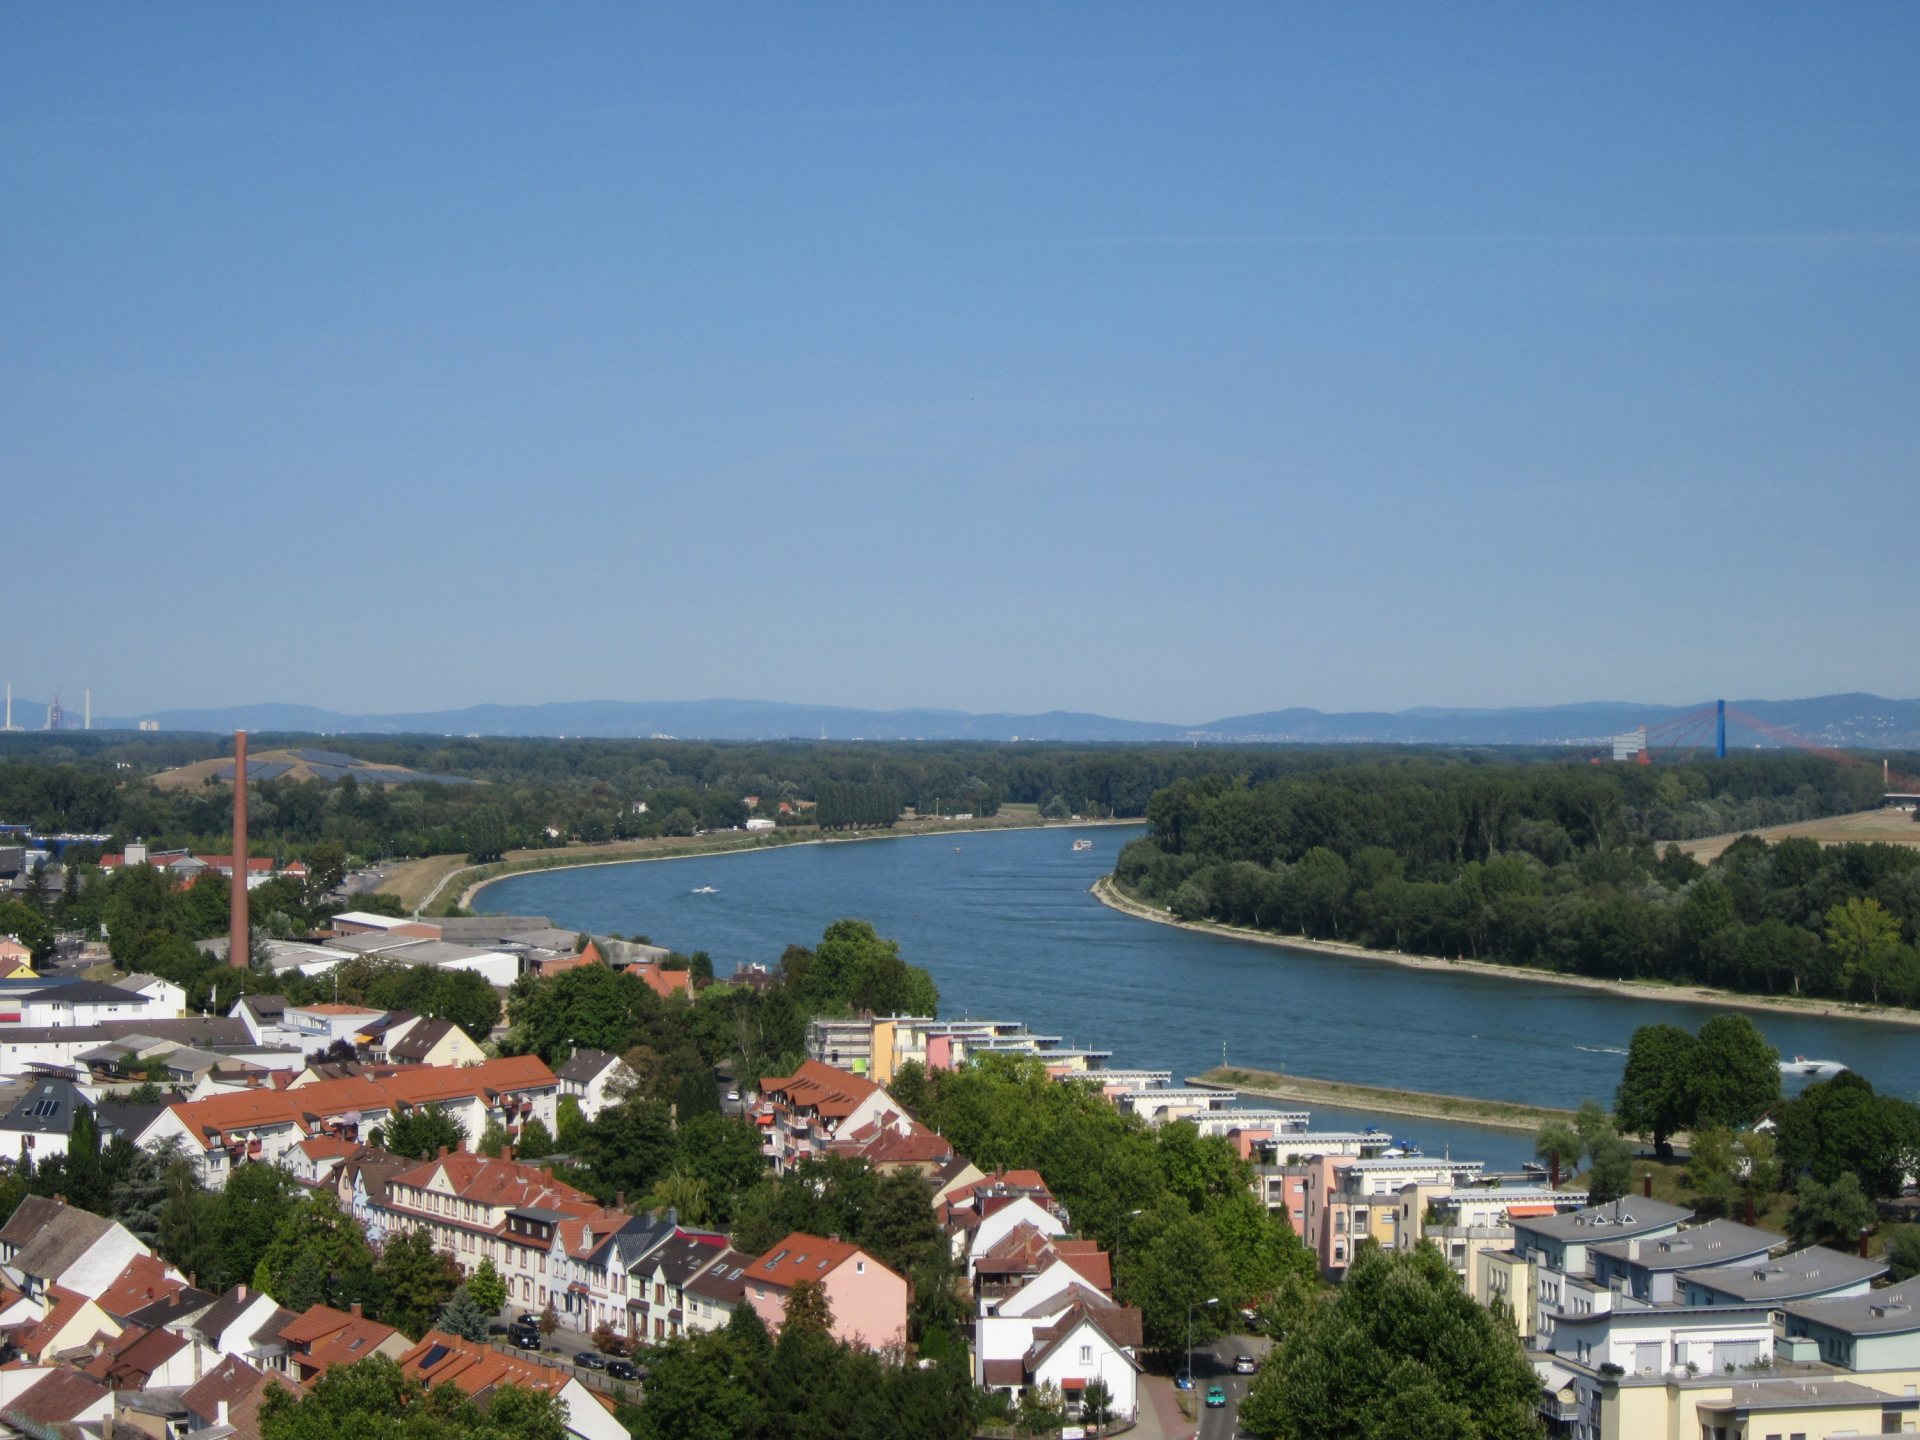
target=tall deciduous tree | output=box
[1238,1243,1542,1440]
[1614,1024,1699,1157]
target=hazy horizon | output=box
[8,5,1918,718]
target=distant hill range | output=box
[8,691,1916,749]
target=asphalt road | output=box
[1190,1334,1272,1440]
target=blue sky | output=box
[5,5,1917,722]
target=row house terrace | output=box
[377,1151,624,1314]
[550,1209,678,1339]
[137,1055,559,1186]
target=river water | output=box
[476,824,1920,1174]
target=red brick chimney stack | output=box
[229,730,250,968]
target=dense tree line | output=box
[1118,759,1920,1005]
[812,780,901,830]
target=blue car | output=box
[1173,1369,1194,1390]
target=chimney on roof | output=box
[1642,1173,1653,1200]
[1745,1195,1756,1227]
[504,1144,514,1162]
[351,1301,363,1318]
[1862,1227,1874,1259]
[616,1191,625,1209]
[438,1145,449,1159]
[238,1283,247,1300]
[229,730,250,969]
[828,1232,841,1243]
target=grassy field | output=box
[1197,1065,1576,1134]
[1677,807,1920,862]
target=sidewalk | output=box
[1131,1374,1193,1440]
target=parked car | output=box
[1173,1369,1194,1390]
[510,1329,541,1351]
[575,1351,607,1370]
[1205,1385,1228,1409]
[1234,1354,1257,1374]
[487,1322,509,1336]
[605,1358,640,1382]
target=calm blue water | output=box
[478,825,1920,1174]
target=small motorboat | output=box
[691,885,718,895]
[1779,1055,1847,1077]
[1072,838,1094,851]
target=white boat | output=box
[691,885,718,895]
[1779,1055,1846,1077]
[1072,838,1093,852]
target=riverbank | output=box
[1092,874,1920,1032]
[1195,1066,1573,1133]
[441,816,1140,913]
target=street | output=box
[1136,1332,1272,1440]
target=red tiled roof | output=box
[636,964,692,999]
[100,1324,189,1386]
[10,1286,90,1359]
[745,1231,897,1290]
[388,1153,598,1215]
[758,1060,881,1121]
[94,1255,185,1322]
[303,1315,401,1377]
[277,1304,356,1347]
[398,1329,572,1399]
[182,1355,266,1425]
[3,1367,110,1424]
[164,1055,558,1152]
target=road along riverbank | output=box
[1092,875,1920,1032]
[1194,1066,1574,1134]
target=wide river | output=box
[477,824,1920,1173]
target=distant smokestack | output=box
[229,731,250,968]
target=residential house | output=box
[111,973,188,1019]
[1782,1280,1920,1370]
[0,1076,93,1164]
[0,1368,114,1433]
[744,1232,908,1352]
[0,1284,121,1363]
[681,1246,754,1336]
[551,1212,675,1339]
[0,936,34,981]
[337,1146,416,1245]
[140,1054,560,1186]
[754,1060,912,1173]
[377,1151,631,1316]
[94,1255,190,1327]
[185,1283,293,1368]
[180,1355,279,1438]
[626,1230,730,1344]
[1677,1244,1886,1308]
[276,1303,408,1385]
[555,1047,635,1122]
[0,1195,150,1302]
[396,1330,628,1440]
[383,1017,485,1068]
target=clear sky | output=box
[5,5,1917,723]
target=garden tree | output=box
[1826,897,1904,1001]
[257,1355,566,1440]
[1691,1014,1781,1130]
[158,1160,222,1288]
[508,963,662,1064]
[1238,1243,1543,1440]
[554,1095,590,1151]
[537,1302,559,1337]
[1684,1127,1740,1216]
[62,1105,106,1211]
[466,1257,508,1318]
[1532,1118,1583,1187]
[1736,1127,1783,1203]
[216,1160,305,1289]
[1079,1377,1116,1438]
[376,1227,463,1339]
[1888,1229,1920,1283]
[782,1278,833,1339]
[796,919,939,1017]
[1586,1133,1636,1206]
[0,899,54,957]
[1121,1211,1237,1353]
[108,1139,177,1247]
[887,1059,931,1117]
[515,1117,555,1160]
[631,1329,767,1440]
[257,1191,377,1313]
[1014,1383,1065,1438]
[436,1286,491,1341]
[644,1169,711,1226]
[476,1119,509,1158]
[579,1096,675,1203]
[379,1106,467,1162]
[1775,1071,1920,1199]
[1787,1173,1877,1251]
[1614,1024,1700,1156]
[671,1111,768,1224]
[464,806,511,864]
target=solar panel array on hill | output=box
[301,762,352,781]
[213,760,297,783]
[287,748,361,767]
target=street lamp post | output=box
[1187,1296,1219,1395]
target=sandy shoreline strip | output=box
[1091,874,1920,1032]
[1193,1066,1574,1134]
